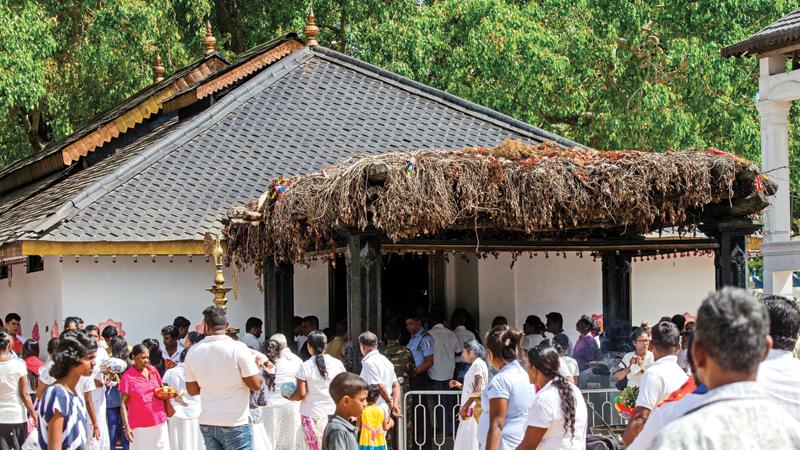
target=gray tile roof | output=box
[2,46,584,244]
[722,8,800,57]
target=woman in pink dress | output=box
[119,344,174,450]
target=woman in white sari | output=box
[262,334,304,450]
[449,339,489,450]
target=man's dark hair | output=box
[384,322,401,341]
[161,325,179,339]
[302,315,319,330]
[4,313,20,323]
[651,320,680,351]
[695,287,769,374]
[329,372,368,403]
[202,306,227,328]
[762,295,800,351]
[429,308,446,325]
[545,312,563,327]
[63,317,79,329]
[451,311,466,327]
[359,331,379,348]
[101,325,118,340]
[84,324,99,334]
[491,316,509,327]
[245,317,263,332]
[335,321,347,336]
[671,314,687,332]
[186,331,205,345]
[173,316,190,329]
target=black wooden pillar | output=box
[263,260,294,342]
[702,218,760,289]
[345,231,382,373]
[601,252,632,353]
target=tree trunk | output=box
[214,0,246,53]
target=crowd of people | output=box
[0,287,795,449]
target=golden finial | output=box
[153,55,165,83]
[304,9,319,47]
[203,21,217,56]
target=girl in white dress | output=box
[162,349,205,450]
[448,339,488,450]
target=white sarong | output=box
[167,416,204,450]
[263,402,304,450]
[131,422,170,450]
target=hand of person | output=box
[448,380,462,390]
[125,427,134,443]
[391,403,403,419]
[29,411,38,428]
[630,356,641,367]
[458,406,470,420]
[92,423,101,439]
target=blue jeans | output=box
[200,424,253,450]
[107,407,129,450]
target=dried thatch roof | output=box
[224,140,774,268]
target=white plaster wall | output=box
[293,261,330,328]
[0,256,63,355]
[631,255,716,326]
[477,254,516,334]
[60,257,263,346]
[512,255,603,346]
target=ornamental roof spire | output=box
[304,9,319,47]
[153,55,165,83]
[203,21,217,56]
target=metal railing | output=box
[396,388,624,450]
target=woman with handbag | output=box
[448,339,488,450]
[119,344,174,450]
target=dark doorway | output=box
[328,253,431,343]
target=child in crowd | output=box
[322,373,368,450]
[358,385,392,450]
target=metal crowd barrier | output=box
[397,388,623,450]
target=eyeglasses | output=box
[635,339,651,344]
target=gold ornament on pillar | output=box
[204,232,231,308]
[304,9,319,47]
[203,21,217,56]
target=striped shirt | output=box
[37,384,88,450]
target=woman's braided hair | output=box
[263,339,282,391]
[527,345,577,437]
[307,330,328,379]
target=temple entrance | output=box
[328,254,430,342]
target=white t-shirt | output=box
[524,333,548,350]
[526,380,588,450]
[627,393,705,450]
[295,354,346,418]
[428,324,459,381]
[635,355,688,410]
[617,351,655,387]
[558,356,580,378]
[453,326,476,363]
[162,364,201,420]
[38,360,95,394]
[757,349,800,419]
[0,358,27,423]
[184,335,260,426]
[266,348,303,408]
[161,342,184,364]
[359,350,398,415]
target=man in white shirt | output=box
[240,317,263,351]
[161,325,184,365]
[185,306,263,450]
[651,288,800,449]
[359,331,401,419]
[451,311,476,382]
[757,295,800,419]
[623,320,687,446]
[427,309,459,434]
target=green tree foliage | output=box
[1,0,799,200]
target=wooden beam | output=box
[381,238,719,253]
[15,240,220,256]
[601,252,632,353]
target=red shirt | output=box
[119,365,167,429]
[11,337,23,356]
[24,355,44,377]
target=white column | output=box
[765,270,794,296]
[757,98,792,243]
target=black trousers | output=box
[0,422,27,450]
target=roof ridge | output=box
[309,46,586,149]
[28,49,314,239]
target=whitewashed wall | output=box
[0,256,63,355]
[59,257,263,346]
[294,261,330,329]
[631,255,716,326]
